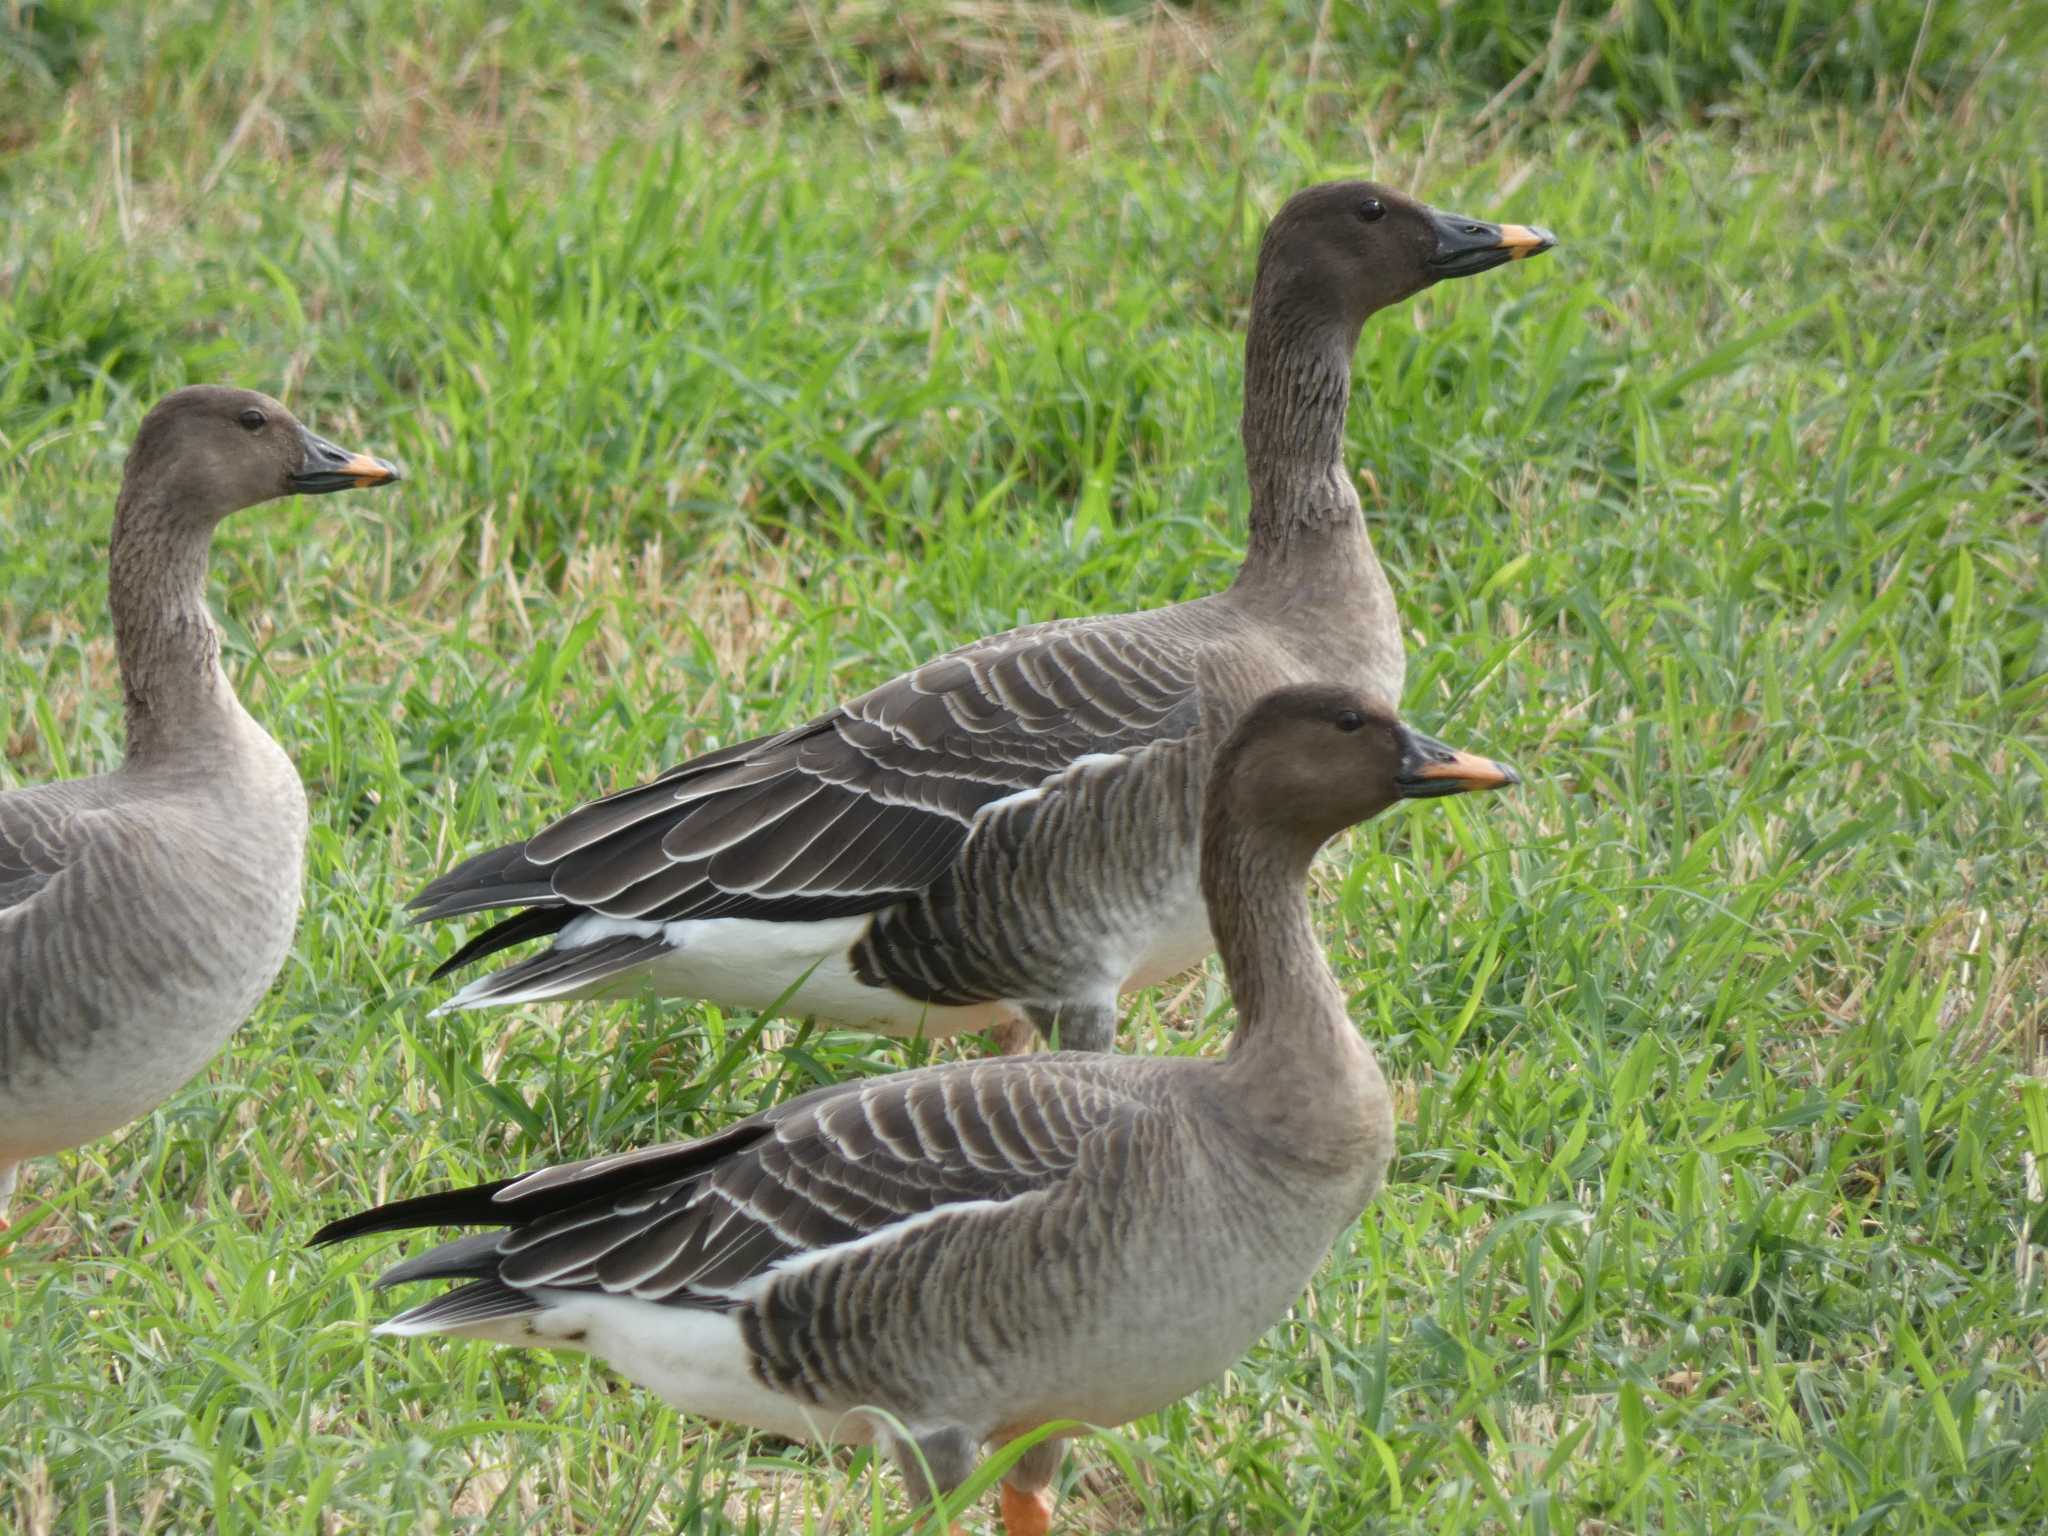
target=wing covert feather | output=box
[474,1062,1148,1306]
[437,616,1206,931]
[0,782,101,918]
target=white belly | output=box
[572,913,1014,1038]
[451,1293,900,1448]
[543,863,1216,1037]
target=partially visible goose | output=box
[317,685,1517,1533]
[0,385,400,1226]
[410,181,1553,1051]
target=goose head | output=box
[1253,180,1556,332]
[1213,685,1519,849]
[122,385,402,527]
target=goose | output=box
[0,385,400,1227]
[316,683,1518,1533]
[411,181,1553,1050]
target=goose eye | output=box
[1335,710,1364,732]
[1356,198,1385,224]
[238,408,266,431]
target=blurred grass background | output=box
[2,1,2045,1531]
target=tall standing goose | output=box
[318,684,1517,1533]
[412,181,1552,1049]
[0,385,400,1226]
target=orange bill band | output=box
[1496,223,1557,259]
[337,450,401,487]
[1412,750,1520,789]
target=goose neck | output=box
[1202,817,1358,1071]
[1200,812,1392,1192]
[108,490,240,764]
[1237,300,1366,574]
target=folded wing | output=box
[318,1059,1146,1328]
[411,615,1207,979]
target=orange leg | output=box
[999,1483,1056,1536]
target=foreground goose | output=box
[0,386,400,1226]
[318,685,1517,1532]
[413,181,1552,1049]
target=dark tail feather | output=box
[314,1118,775,1255]
[378,1278,544,1335]
[312,1177,527,1247]
[409,841,560,922]
[432,933,670,1011]
[429,906,576,981]
[317,1119,777,1257]
[375,1230,507,1287]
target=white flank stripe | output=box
[974,784,1045,818]
[974,751,1129,822]
[728,1195,1022,1301]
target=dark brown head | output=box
[1206,684,1519,857]
[1253,180,1555,335]
[120,385,402,526]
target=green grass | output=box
[3,1,2046,1531]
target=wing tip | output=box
[371,1284,544,1337]
[372,1312,441,1338]
[442,935,671,1012]
[310,1210,377,1248]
